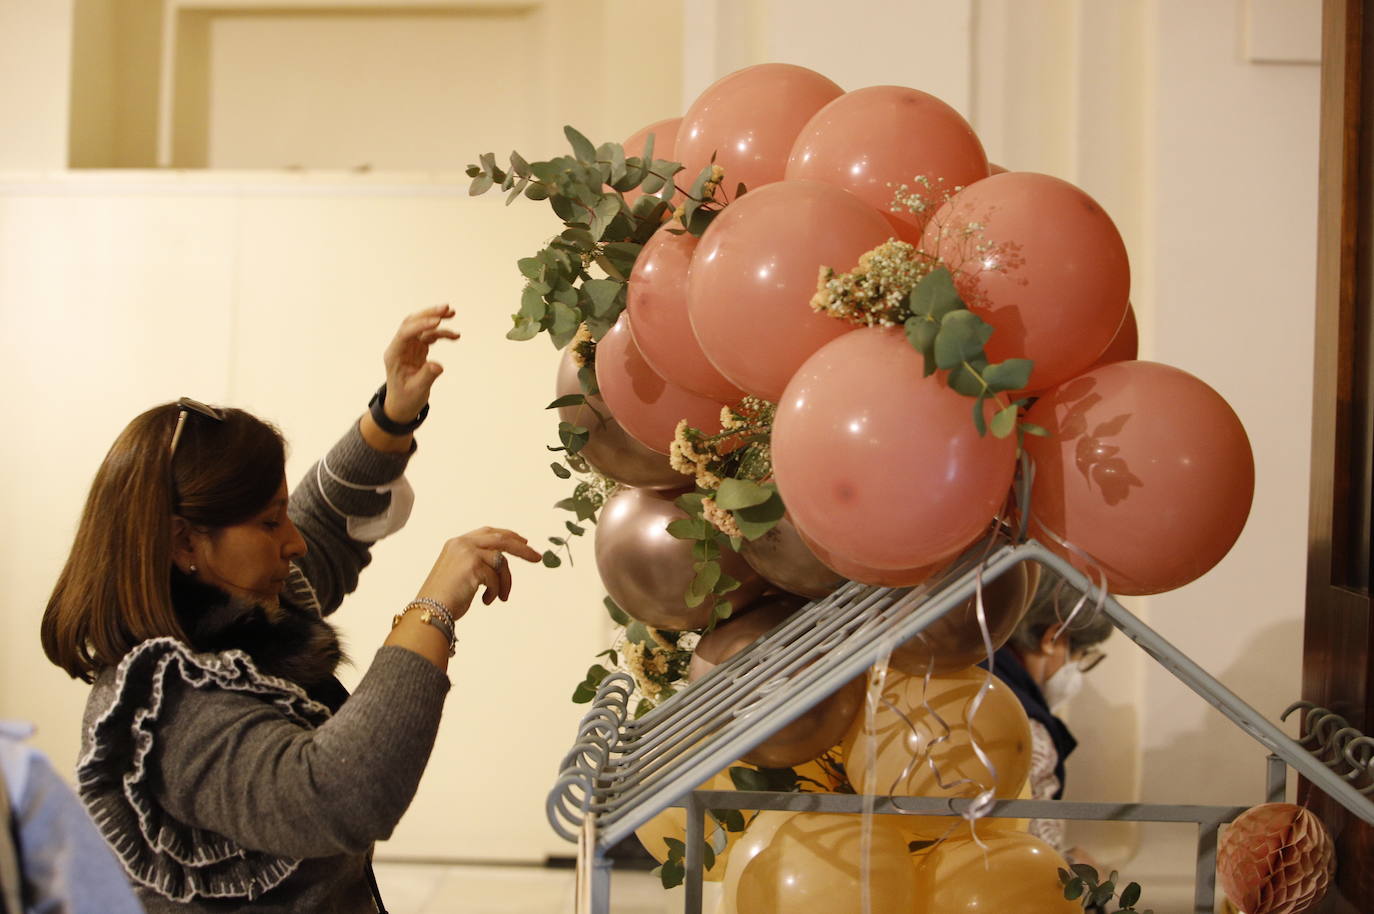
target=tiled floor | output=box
[371,862,722,914]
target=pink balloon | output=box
[595,314,728,454]
[1085,301,1139,370]
[921,172,1130,392]
[677,64,843,196]
[621,117,680,207]
[1023,361,1255,595]
[627,229,745,402]
[786,85,989,244]
[688,180,893,401]
[554,349,688,490]
[772,327,1018,571]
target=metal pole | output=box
[1266,753,1288,803]
[684,793,705,914]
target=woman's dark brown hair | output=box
[42,402,286,682]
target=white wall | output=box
[0,0,683,863]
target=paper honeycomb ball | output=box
[1216,803,1334,914]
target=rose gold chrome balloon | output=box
[594,486,764,630]
[887,561,1032,676]
[739,514,845,600]
[689,594,864,767]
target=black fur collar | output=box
[170,569,346,709]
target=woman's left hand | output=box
[382,304,460,424]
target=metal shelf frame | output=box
[549,540,1374,914]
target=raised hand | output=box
[382,304,460,424]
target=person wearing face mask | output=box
[40,306,542,913]
[988,565,1113,868]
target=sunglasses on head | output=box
[169,397,223,458]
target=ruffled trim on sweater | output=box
[77,637,333,902]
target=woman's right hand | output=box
[414,527,542,619]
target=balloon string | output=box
[1021,453,1111,640]
[861,635,899,914]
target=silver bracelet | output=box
[393,599,457,657]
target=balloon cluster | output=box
[470,60,1259,910]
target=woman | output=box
[41,305,540,912]
[991,566,1113,868]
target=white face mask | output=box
[1043,662,1084,712]
[345,476,415,543]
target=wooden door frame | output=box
[1303,0,1373,904]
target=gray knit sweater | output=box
[77,422,450,913]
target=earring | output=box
[189,563,198,573]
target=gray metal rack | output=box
[548,538,1374,914]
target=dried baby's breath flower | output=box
[701,497,743,538]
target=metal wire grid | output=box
[548,539,1374,914]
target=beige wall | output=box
[0,0,1325,879]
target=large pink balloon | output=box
[627,229,745,402]
[555,349,687,490]
[688,180,893,401]
[786,85,989,243]
[594,487,765,630]
[677,63,843,196]
[773,327,1018,571]
[595,314,728,455]
[921,172,1130,392]
[1023,361,1255,595]
[621,117,680,207]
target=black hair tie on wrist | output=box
[368,383,429,435]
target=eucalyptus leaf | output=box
[546,393,585,410]
[566,521,586,536]
[710,808,746,833]
[517,256,544,280]
[1120,883,1142,907]
[542,550,561,568]
[550,462,571,479]
[505,316,539,342]
[524,182,550,201]
[564,125,597,163]
[666,518,704,540]
[589,196,621,241]
[674,491,708,515]
[732,491,786,540]
[989,403,1018,438]
[946,362,986,397]
[1064,878,1084,900]
[583,278,621,317]
[982,358,1033,393]
[729,767,771,791]
[972,394,988,437]
[934,309,994,370]
[625,621,655,645]
[604,595,631,626]
[468,172,494,196]
[713,478,774,510]
[550,301,581,349]
[908,267,964,319]
[577,363,599,396]
[1020,421,1049,437]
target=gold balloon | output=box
[633,770,739,882]
[842,668,1031,824]
[632,757,839,883]
[888,560,1032,676]
[689,595,864,768]
[911,831,1078,912]
[723,812,917,914]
